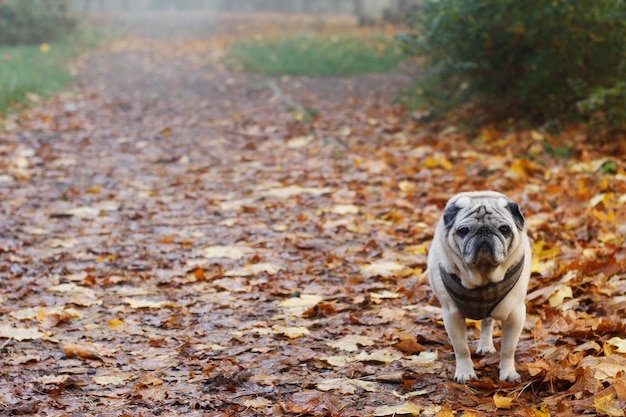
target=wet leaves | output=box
[0,11,624,417]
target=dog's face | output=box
[442,193,525,272]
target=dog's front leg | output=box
[499,306,525,382]
[477,318,496,354]
[442,308,476,382]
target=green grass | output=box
[0,26,113,115]
[225,31,405,77]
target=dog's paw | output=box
[476,344,496,354]
[454,369,477,383]
[499,369,521,382]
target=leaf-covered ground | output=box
[0,12,625,417]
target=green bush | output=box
[399,0,626,126]
[0,0,77,45]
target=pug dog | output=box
[427,191,531,383]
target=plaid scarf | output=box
[439,256,525,320]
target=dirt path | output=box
[1,11,624,417]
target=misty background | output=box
[75,0,419,22]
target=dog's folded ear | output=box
[507,201,525,230]
[443,203,461,230]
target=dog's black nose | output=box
[477,226,492,235]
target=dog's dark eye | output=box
[456,226,470,237]
[498,225,512,235]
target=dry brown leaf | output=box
[62,342,105,360]
[374,402,422,416]
[327,335,375,352]
[0,324,44,341]
[316,378,378,394]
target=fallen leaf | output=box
[107,318,126,331]
[47,283,101,307]
[606,336,626,354]
[224,262,281,276]
[531,404,551,417]
[594,393,624,416]
[32,374,70,385]
[0,324,44,341]
[279,294,324,307]
[62,342,105,360]
[369,290,401,299]
[493,392,514,409]
[320,355,350,367]
[361,261,411,278]
[435,403,455,417]
[242,397,273,408]
[286,135,314,149]
[199,245,255,259]
[212,277,252,292]
[353,349,402,364]
[260,185,333,199]
[548,285,573,308]
[93,373,132,386]
[328,204,359,214]
[123,298,176,309]
[374,402,422,416]
[316,378,378,394]
[327,335,375,352]
[273,325,309,339]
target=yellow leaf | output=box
[532,403,551,417]
[424,157,439,168]
[439,157,452,170]
[606,337,626,354]
[509,158,528,180]
[548,286,573,308]
[39,43,50,53]
[424,156,451,170]
[589,193,609,208]
[493,392,514,409]
[594,393,624,417]
[107,318,125,331]
[435,403,455,417]
[530,130,543,140]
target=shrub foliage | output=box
[400,0,626,126]
[0,0,77,45]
